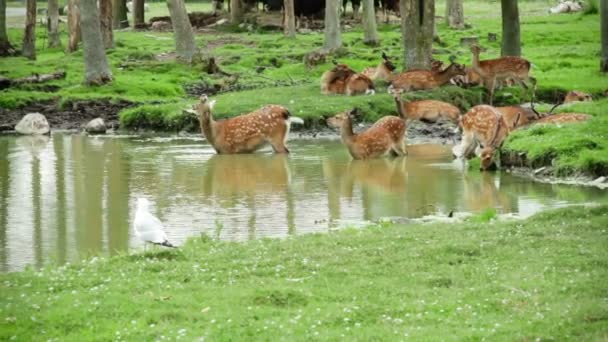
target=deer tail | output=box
[288,117,304,125]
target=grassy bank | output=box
[1,205,607,340]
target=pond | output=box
[0,133,605,272]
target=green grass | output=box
[1,205,607,340]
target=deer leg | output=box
[453,130,475,159]
[268,127,290,154]
[392,139,408,156]
[487,77,496,105]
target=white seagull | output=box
[134,198,176,248]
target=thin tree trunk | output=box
[283,0,296,38]
[501,0,520,56]
[362,0,379,45]
[99,0,114,48]
[47,0,61,48]
[324,0,342,50]
[445,0,463,29]
[22,0,36,59]
[601,0,608,72]
[167,0,196,62]
[113,0,129,28]
[401,0,434,70]
[67,0,81,52]
[133,0,145,28]
[0,0,16,56]
[230,0,243,24]
[80,0,113,85]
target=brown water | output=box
[0,134,605,272]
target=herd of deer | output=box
[193,45,592,171]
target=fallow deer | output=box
[495,105,541,128]
[564,90,592,104]
[321,63,375,95]
[362,52,397,82]
[534,113,591,125]
[390,63,466,91]
[453,105,521,171]
[470,45,536,105]
[450,67,515,88]
[389,86,462,125]
[326,109,407,159]
[194,94,303,154]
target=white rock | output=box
[85,118,107,134]
[593,176,606,184]
[15,113,50,135]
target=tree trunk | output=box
[167,0,197,62]
[99,0,114,48]
[501,0,520,56]
[0,0,16,56]
[601,0,608,72]
[230,0,243,24]
[47,0,61,48]
[80,0,113,85]
[324,0,342,50]
[133,0,145,28]
[113,0,129,28]
[283,0,296,38]
[362,0,379,45]
[22,0,36,60]
[445,0,463,29]
[401,0,434,70]
[67,0,81,52]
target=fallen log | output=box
[0,71,66,90]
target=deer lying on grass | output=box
[361,52,397,82]
[389,86,461,125]
[564,90,592,103]
[534,113,591,125]
[194,94,303,154]
[390,63,466,91]
[453,105,521,171]
[495,105,542,128]
[470,45,536,105]
[450,67,516,89]
[321,63,375,95]
[326,109,407,159]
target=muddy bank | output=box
[0,99,134,131]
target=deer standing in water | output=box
[469,45,536,105]
[453,105,521,170]
[390,63,466,91]
[320,63,375,95]
[326,109,407,159]
[389,86,462,125]
[194,94,303,154]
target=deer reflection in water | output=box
[462,171,516,214]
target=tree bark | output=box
[0,0,16,56]
[99,0,114,48]
[601,0,608,72]
[401,0,434,70]
[501,0,520,56]
[67,0,81,52]
[324,0,342,50]
[167,0,197,62]
[362,0,379,45]
[230,0,243,24]
[47,0,61,48]
[445,0,463,29]
[22,0,36,60]
[133,0,145,28]
[283,0,296,38]
[80,0,113,85]
[113,0,129,28]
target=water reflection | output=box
[0,134,605,272]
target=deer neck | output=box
[471,51,483,75]
[435,67,457,85]
[340,115,355,145]
[198,106,217,146]
[394,96,408,120]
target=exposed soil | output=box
[0,99,134,131]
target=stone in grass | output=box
[85,118,107,134]
[15,113,50,135]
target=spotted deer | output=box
[564,90,592,104]
[321,63,375,95]
[470,45,536,105]
[194,94,303,154]
[453,105,522,170]
[361,52,397,82]
[326,109,407,159]
[389,86,461,125]
[390,63,466,91]
[450,67,515,89]
[495,105,542,128]
[534,113,591,125]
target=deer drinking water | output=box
[194,94,303,154]
[326,109,407,159]
[469,45,536,105]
